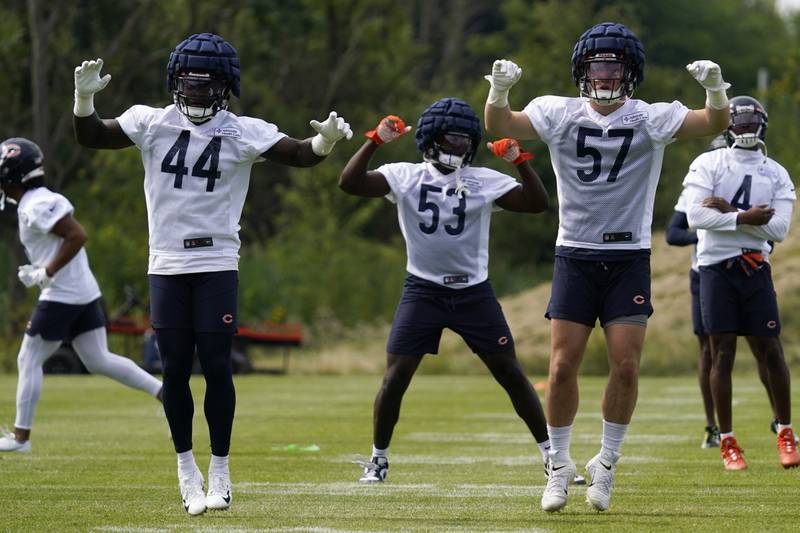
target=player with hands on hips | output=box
[341,98,574,487]
[683,95,799,471]
[73,33,351,516]
[0,137,162,455]
[485,22,730,513]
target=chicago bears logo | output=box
[1,143,21,159]
[222,313,233,324]
[632,295,646,305]
[767,320,777,329]
[498,336,509,346]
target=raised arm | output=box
[339,116,410,198]
[675,61,731,140]
[483,60,539,140]
[72,59,134,149]
[263,111,352,167]
[489,138,548,213]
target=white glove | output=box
[18,265,52,289]
[310,111,353,156]
[484,59,523,108]
[74,58,111,117]
[686,60,730,110]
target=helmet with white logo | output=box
[725,95,768,150]
[0,137,44,189]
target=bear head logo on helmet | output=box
[725,95,768,152]
[415,97,482,171]
[0,137,45,209]
[166,33,241,124]
[571,22,645,106]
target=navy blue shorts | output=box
[546,255,653,328]
[149,271,238,332]
[386,274,514,356]
[26,298,107,341]
[699,260,780,337]
[690,269,706,336]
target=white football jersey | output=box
[378,162,521,288]
[683,147,796,265]
[117,104,286,274]
[17,187,101,304]
[673,188,699,272]
[524,96,689,252]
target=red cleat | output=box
[777,428,800,469]
[720,436,747,471]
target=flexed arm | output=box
[263,111,353,167]
[483,59,538,140]
[72,59,134,149]
[489,139,548,213]
[339,115,410,197]
[675,61,731,140]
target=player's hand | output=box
[17,265,52,289]
[310,111,353,156]
[365,115,411,145]
[484,59,522,91]
[74,58,111,97]
[702,196,736,213]
[737,204,774,226]
[685,60,730,91]
[487,138,534,165]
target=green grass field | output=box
[0,373,798,532]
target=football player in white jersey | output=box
[667,135,780,450]
[484,22,730,512]
[683,96,799,471]
[72,33,352,515]
[339,98,559,485]
[0,138,163,454]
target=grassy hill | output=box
[289,207,800,376]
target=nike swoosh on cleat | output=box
[551,465,568,471]
[223,493,231,504]
[599,461,612,470]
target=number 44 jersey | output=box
[524,96,689,253]
[117,104,286,275]
[377,162,521,288]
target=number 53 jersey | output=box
[117,104,286,275]
[524,96,689,252]
[377,162,520,288]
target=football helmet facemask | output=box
[416,97,482,170]
[173,70,231,123]
[725,96,768,151]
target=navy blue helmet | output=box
[166,33,240,122]
[571,22,645,104]
[725,95,768,149]
[0,137,45,189]
[415,97,482,168]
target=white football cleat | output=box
[585,453,616,511]
[179,469,207,516]
[0,428,31,453]
[206,469,232,510]
[541,459,576,512]
[356,456,389,483]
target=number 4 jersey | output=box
[524,96,689,254]
[377,162,520,288]
[117,104,286,275]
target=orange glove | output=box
[365,115,411,145]
[487,138,534,165]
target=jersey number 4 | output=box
[730,175,752,210]
[576,127,633,183]
[160,130,222,192]
[418,184,466,235]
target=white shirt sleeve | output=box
[116,105,160,149]
[238,117,287,162]
[674,188,689,214]
[737,198,793,242]
[522,96,567,144]
[23,194,74,234]
[376,163,417,204]
[683,154,738,231]
[480,169,522,211]
[646,101,690,145]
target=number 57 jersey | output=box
[524,96,689,252]
[377,162,521,289]
[117,104,286,275]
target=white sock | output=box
[210,454,229,473]
[600,420,627,462]
[537,439,551,464]
[177,450,197,475]
[372,445,388,459]
[720,431,734,441]
[547,424,572,463]
[777,423,792,433]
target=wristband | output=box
[74,92,95,117]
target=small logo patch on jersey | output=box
[757,165,778,179]
[461,177,483,193]
[603,232,632,243]
[622,111,648,125]
[633,295,646,305]
[213,127,241,139]
[443,275,469,285]
[222,313,234,324]
[184,237,213,249]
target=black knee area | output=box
[155,328,196,453]
[197,332,236,457]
